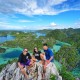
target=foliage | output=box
[1,32,56,52]
[50,74,56,80]
[46,29,67,41]
[0,48,6,53]
[0,29,80,78]
[50,65,76,80]
[55,45,80,70]
[0,64,7,72]
[60,65,76,80]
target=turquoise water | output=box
[0,35,15,43]
[0,35,79,77]
[53,45,61,53]
[36,32,46,38]
[56,40,71,46]
[54,60,62,70]
[52,40,71,53]
[0,33,46,64]
[72,67,80,78]
[23,30,46,38]
[0,40,71,65]
[0,47,23,64]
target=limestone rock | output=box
[0,62,62,80]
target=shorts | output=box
[20,60,31,67]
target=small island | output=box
[0,47,6,53]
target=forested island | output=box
[0,48,6,53]
[0,28,80,80]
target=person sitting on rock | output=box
[40,53,62,80]
[18,48,33,79]
[42,43,54,72]
[43,43,54,63]
[39,43,54,79]
[33,47,41,61]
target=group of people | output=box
[18,43,54,79]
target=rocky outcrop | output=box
[0,62,37,80]
[76,78,80,80]
[0,62,62,80]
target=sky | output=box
[0,0,80,30]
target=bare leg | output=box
[20,68,28,79]
[41,60,46,80]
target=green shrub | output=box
[55,46,80,70]
[50,74,56,80]
[60,65,76,80]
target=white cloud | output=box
[0,21,10,26]
[50,22,57,26]
[73,21,80,28]
[0,23,79,30]
[49,22,72,29]
[18,20,35,23]
[47,0,67,6]
[0,0,79,16]
[0,21,52,30]
[14,0,68,15]
[0,25,26,30]
[0,21,24,30]
[50,21,80,29]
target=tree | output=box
[55,45,80,70]
[46,29,67,41]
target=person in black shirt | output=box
[18,48,32,78]
[33,47,41,61]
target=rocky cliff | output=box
[0,62,62,80]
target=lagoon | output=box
[0,40,71,64]
[0,47,22,64]
[36,32,46,38]
[0,35,15,43]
